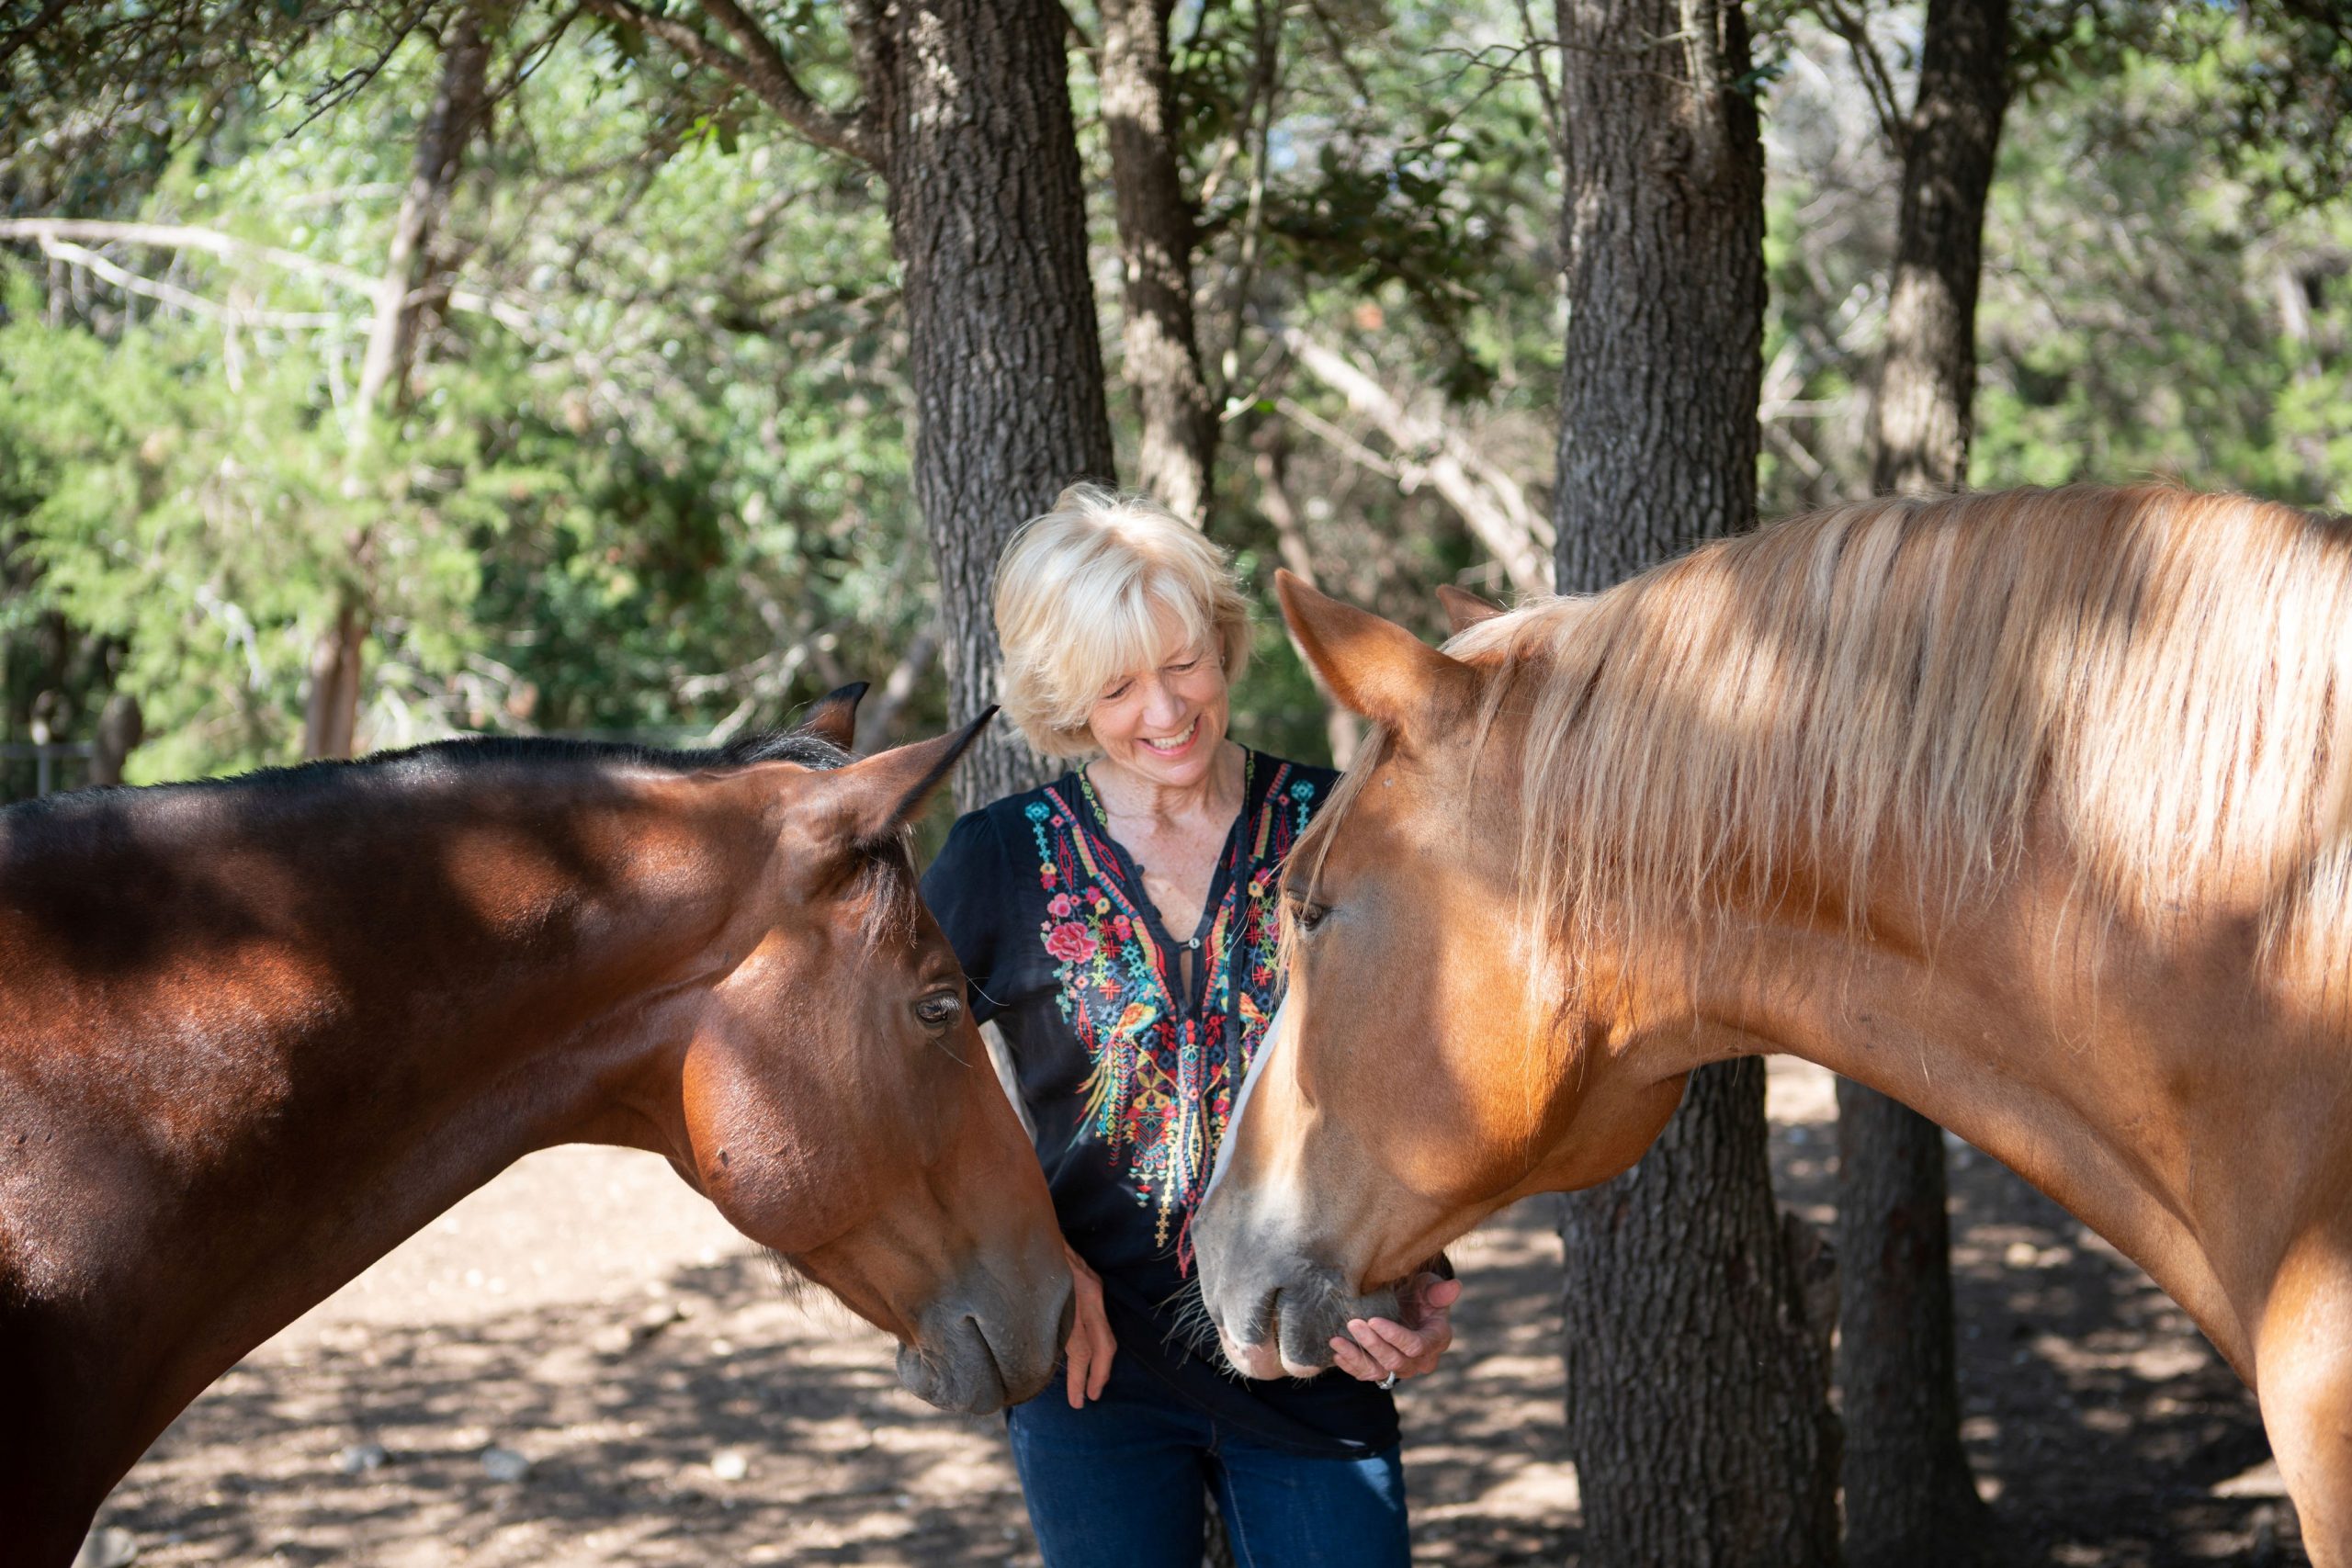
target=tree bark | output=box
[1551,0,1840,1561]
[1560,1064,1840,1565]
[568,0,1114,802]
[302,6,491,760]
[1840,0,2010,1561]
[1869,0,2011,496]
[1099,0,1216,527]
[860,0,1118,809]
[1837,1082,1988,1566]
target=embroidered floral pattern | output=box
[1025,760,1317,1260]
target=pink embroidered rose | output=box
[1045,921,1098,964]
[1049,893,1075,918]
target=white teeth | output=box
[1143,719,1198,753]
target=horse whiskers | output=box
[1154,1278,1234,1364]
[763,1248,819,1307]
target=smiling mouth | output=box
[1141,718,1199,755]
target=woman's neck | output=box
[1088,740,1247,829]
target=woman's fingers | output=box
[1411,1277,1464,1319]
[1346,1316,1419,1371]
[1328,1269,1471,1385]
[1082,1307,1116,1400]
[1061,1243,1117,1407]
[1367,1314,1449,1372]
[1065,1304,1115,1405]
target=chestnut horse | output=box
[1197,485,2352,1562]
[1,688,1071,1566]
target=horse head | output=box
[1194,576,1682,1380]
[665,696,1072,1414]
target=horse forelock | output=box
[1450,482,2352,1022]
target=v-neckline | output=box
[1076,751,1257,964]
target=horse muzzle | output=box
[1193,1190,1399,1381]
[894,1268,1074,1416]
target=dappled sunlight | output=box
[87,1152,1600,1568]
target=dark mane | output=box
[2,726,848,823]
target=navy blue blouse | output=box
[921,750,1397,1456]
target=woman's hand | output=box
[1062,1242,1117,1408]
[1330,1270,1462,1386]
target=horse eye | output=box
[915,992,964,1030]
[1290,899,1329,933]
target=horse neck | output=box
[2,767,760,1474]
[1637,852,2260,1365]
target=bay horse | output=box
[0,687,1071,1566]
[1195,484,2352,1562]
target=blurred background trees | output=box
[6,0,2345,798]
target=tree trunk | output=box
[865,0,1118,809]
[1551,0,1840,1561]
[1251,429,1361,769]
[302,6,490,760]
[1869,0,2011,495]
[1841,1,2010,1562]
[1837,1083,1989,1566]
[301,597,368,761]
[1559,1064,1840,1564]
[1099,0,1216,527]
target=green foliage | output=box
[0,264,492,780]
[7,0,2352,796]
[1970,33,2352,508]
[1,18,920,786]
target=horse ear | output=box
[1275,570,1478,740]
[797,682,869,752]
[821,707,995,846]
[1435,584,1504,636]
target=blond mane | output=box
[1367,485,2352,1014]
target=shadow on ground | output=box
[91,1072,2290,1566]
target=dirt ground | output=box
[85,1060,2295,1566]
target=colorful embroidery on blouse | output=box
[1024,759,1319,1265]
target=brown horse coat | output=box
[0,700,1068,1565]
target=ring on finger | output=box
[1379,1371,1399,1390]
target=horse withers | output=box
[0,687,1071,1566]
[1195,486,2352,1563]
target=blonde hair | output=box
[993,484,1253,757]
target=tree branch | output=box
[28,236,349,330]
[1279,326,1555,595]
[0,0,72,73]
[1514,0,1564,164]
[0,217,551,344]
[0,217,378,291]
[576,0,876,165]
[1812,0,1909,153]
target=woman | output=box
[921,486,1461,1568]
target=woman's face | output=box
[1087,615,1231,791]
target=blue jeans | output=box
[1004,1357,1410,1568]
